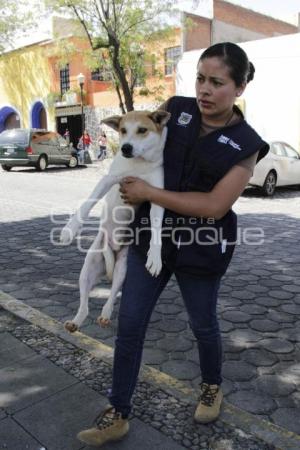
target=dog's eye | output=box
[137,127,147,134]
[120,128,127,134]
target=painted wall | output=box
[0,43,55,130]
[86,27,182,109]
[214,0,298,36]
[183,1,298,52]
[212,20,266,43]
[46,26,181,110]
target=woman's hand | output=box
[119,176,154,204]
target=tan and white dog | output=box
[60,109,170,332]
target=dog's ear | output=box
[148,110,171,129]
[101,115,122,131]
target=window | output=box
[164,46,181,76]
[283,144,299,159]
[57,135,68,146]
[147,54,156,77]
[271,143,285,156]
[0,129,29,145]
[32,132,56,145]
[60,64,70,95]
[91,68,113,81]
[134,74,145,87]
[49,132,59,146]
[151,54,156,76]
[134,64,146,87]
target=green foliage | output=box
[45,0,180,112]
[62,87,86,101]
[45,91,62,108]
[45,39,81,68]
[107,136,119,155]
[0,1,39,53]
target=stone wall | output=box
[84,103,159,157]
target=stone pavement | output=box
[0,161,300,445]
[1,304,298,450]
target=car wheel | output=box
[1,164,12,171]
[262,171,276,196]
[66,155,78,168]
[36,155,48,171]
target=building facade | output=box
[50,23,181,148]
[0,3,299,149]
[0,41,51,133]
[183,0,299,51]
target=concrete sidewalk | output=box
[1,296,300,450]
[0,308,184,450]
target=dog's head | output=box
[101,110,170,161]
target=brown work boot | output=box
[77,405,129,446]
[194,383,223,424]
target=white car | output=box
[248,141,300,196]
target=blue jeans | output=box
[108,246,222,418]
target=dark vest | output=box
[132,96,269,277]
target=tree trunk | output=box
[109,35,134,112]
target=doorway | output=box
[4,113,20,129]
[56,114,82,149]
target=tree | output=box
[45,0,179,112]
[0,1,38,53]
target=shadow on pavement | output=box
[0,210,299,432]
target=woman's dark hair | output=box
[199,42,255,86]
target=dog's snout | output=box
[121,143,133,158]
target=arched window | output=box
[31,101,48,129]
[0,106,21,132]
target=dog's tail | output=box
[102,245,115,281]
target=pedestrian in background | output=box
[63,128,70,143]
[78,130,92,164]
[97,131,107,160]
[77,42,269,447]
[79,130,92,150]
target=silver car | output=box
[248,141,300,196]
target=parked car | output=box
[0,128,78,171]
[248,141,300,196]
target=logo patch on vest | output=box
[217,134,242,151]
[177,112,192,126]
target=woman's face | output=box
[195,57,244,122]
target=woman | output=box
[81,130,92,149]
[97,131,107,160]
[78,130,92,164]
[63,128,70,143]
[78,42,269,447]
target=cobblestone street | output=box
[0,161,299,435]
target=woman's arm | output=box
[120,165,252,220]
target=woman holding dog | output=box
[78,42,269,447]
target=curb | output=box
[1,290,299,450]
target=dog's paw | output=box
[97,316,112,328]
[97,303,113,327]
[64,321,79,333]
[60,226,74,245]
[60,217,81,245]
[146,260,162,277]
[146,248,162,277]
